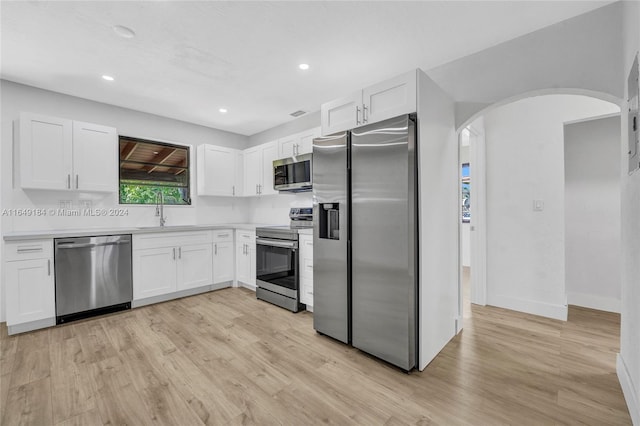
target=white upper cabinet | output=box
[72,121,118,191]
[362,71,417,126]
[261,142,278,195]
[321,70,417,135]
[197,145,242,196]
[243,141,277,196]
[277,127,320,158]
[321,91,362,136]
[19,113,73,190]
[18,112,117,192]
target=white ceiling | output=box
[0,1,612,136]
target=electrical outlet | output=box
[79,199,92,209]
[533,200,544,212]
[59,200,72,210]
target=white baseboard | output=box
[489,294,568,321]
[567,292,620,313]
[617,353,640,426]
[239,282,256,291]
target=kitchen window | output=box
[119,136,191,205]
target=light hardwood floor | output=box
[0,287,631,425]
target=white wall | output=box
[427,2,623,129]
[564,115,621,313]
[618,2,640,424]
[0,80,251,232]
[483,95,619,321]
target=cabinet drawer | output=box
[236,230,255,243]
[300,255,313,280]
[5,240,53,261]
[133,230,213,250]
[300,278,313,306]
[212,229,233,242]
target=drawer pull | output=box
[217,233,230,238]
[16,247,43,253]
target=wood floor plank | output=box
[2,376,53,426]
[0,288,632,425]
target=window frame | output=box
[118,135,192,206]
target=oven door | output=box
[256,238,299,299]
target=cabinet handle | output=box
[67,174,71,189]
[217,233,229,238]
[356,106,361,125]
[232,185,235,196]
[259,184,262,194]
[178,247,182,259]
[294,144,298,156]
[256,184,258,194]
[16,247,43,253]
[47,259,51,276]
[173,247,176,260]
[215,243,217,255]
[244,243,247,255]
[363,105,369,123]
[75,174,79,189]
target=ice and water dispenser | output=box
[319,203,340,240]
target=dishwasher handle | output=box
[56,240,131,249]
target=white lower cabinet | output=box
[176,243,214,291]
[299,234,314,308]
[133,246,177,299]
[235,230,256,288]
[4,240,55,332]
[213,229,234,284]
[133,231,214,301]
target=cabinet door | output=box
[243,147,262,196]
[5,258,55,325]
[234,151,244,196]
[19,112,73,190]
[321,91,361,136]
[300,278,314,307]
[362,70,416,125]
[236,243,250,285]
[176,243,213,291]
[133,247,177,300]
[260,142,278,195]
[247,243,257,287]
[297,127,320,155]
[197,145,236,196]
[278,135,297,158]
[213,241,234,284]
[73,121,118,192]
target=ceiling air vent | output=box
[290,110,306,117]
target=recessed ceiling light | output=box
[153,151,159,155]
[102,75,114,81]
[219,108,228,113]
[299,63,310,70]
[113,25,135,39]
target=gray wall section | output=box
[564,115,621,311]
[248,110,320,148]
[1,80,249,149]
[428,2,623,128]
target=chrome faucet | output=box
[155,190,166,227]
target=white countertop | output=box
[297,228,313,235]
[2,223,276,241]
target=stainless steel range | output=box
[255,208,312,312]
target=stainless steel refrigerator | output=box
[313,114,417,371]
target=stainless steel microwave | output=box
[273,153,312,192]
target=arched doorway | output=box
[455,91,621,322]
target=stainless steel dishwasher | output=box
[54,234,133,324]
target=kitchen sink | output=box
[134,225,201,230]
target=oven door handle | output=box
[256,238,298,249]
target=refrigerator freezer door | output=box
[351,115,417,370]
[312,132,350,343]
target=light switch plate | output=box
[533,200,544,211]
